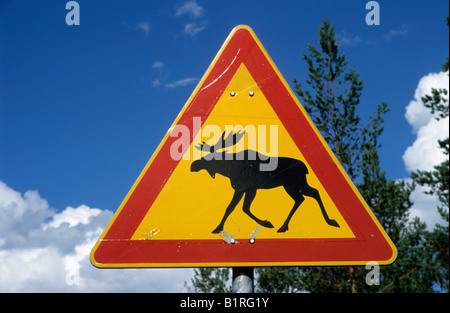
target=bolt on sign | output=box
[90,26,397,268]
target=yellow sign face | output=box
[132,64,354,241]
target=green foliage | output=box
[293,18,363,179]
[185,268,231,293]
[420,88,448,120]
[255,267,302,293]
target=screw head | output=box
[249,91,254,97]
[249,238,255,244]
[230,91,236,97]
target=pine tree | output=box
[293,18,363,180]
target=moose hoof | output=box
[261,220,274,228]
[212,227,223,234]
[277,225,288,233]
[327,219,340,228]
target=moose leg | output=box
[242,189,274,229]
[212,190,244,234]
[278,187,305,232]
[302,185,340,228]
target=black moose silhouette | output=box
[190,131,340,233]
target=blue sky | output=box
[0,0,448,292]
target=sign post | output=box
[91,25,396,272]
[232,267,254,293]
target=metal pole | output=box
[232,267,254,293]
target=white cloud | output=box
[151,61,167,88]
[183,22,206,38]
[44,205,101,229]
[0,181,194,292]
[402,71,449,228]
[403,71,449,172]
[408,182,444,228]
[137,21,150,36]
[396,177,445,229]
[175,0,205,18]
[152,61,165,69]
[384,25,408,40]
[339,31,361,46]
[174,1,207,38]
[0,247,66,292]
[405,71,449,133]
[403,116,449,172]
[165,77,198,88]
[122,21,151,36]
[152,79,162,88]
[0,182,52,238]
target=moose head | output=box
[190,130,246,179]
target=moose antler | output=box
[195,130,246,153]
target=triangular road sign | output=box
[90,26,396,267]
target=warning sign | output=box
[90,25,396,267]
